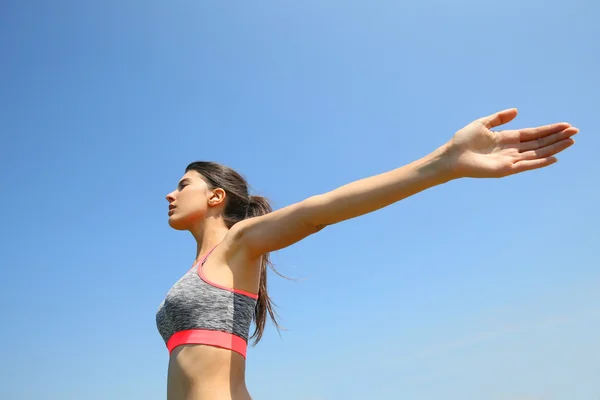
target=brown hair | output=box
[185,161,282,345]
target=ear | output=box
[207,187,227,207]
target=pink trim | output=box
[198,266,259,299]
[198,244,219,264]
[167,329,248,358]
[197,244,259,300]
[189,244,219,271]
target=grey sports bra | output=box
[155,245,258,358]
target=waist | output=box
[168,386,252,400]
[168,344,250,400]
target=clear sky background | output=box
[1,1,599,399]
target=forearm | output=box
[307,143,456,229]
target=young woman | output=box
[156,108,577,400]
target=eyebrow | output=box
[178,178,191,187]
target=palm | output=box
[449,109,577,178]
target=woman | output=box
[156,108,577,399]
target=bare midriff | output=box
[167,344,252,400]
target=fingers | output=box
[479,108,519,128]
[519,122,572,142]
[508,126,577,175]
[518,137,575,160]
[519,126,579,152]
[511,157,558,173]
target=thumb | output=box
[479,108,518,128]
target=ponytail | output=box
[245,195,272,219]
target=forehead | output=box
[179,170,203,183]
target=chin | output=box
[168,215,190,231]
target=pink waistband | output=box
[167,329,248,358]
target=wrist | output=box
[422,142,461,184]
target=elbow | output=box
[301,194,331,232]
[315,224,328,232]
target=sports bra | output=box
[155,244,258,358]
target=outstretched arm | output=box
[232,108,578,257]
[232,145,452,257]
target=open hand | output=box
[447,108,578,179]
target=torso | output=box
[156,240,261,400]
[167,345,251,400]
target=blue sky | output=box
[1,1,599,399]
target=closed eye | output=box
[177,179,191,191]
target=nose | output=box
[166,191,176,203]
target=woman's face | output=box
[165,171,210,231]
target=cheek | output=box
[179,194,206,219]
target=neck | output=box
[191,217,229,262]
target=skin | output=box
[164,108,577,400]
